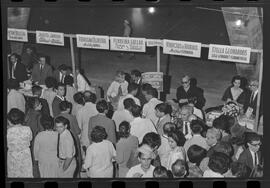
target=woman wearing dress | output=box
[83,126,116,178]
[116,121,139,177]
[33,115,58,178]
[42,76,57,117]
[222,75,247,107]
[7,108,33,177]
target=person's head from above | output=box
[245,132,261,153]
[54,116,70,134]
[206,128,222,147]
[163,122,177,136]
[83,91,96,103]
[118,121,131,139]
[190,120,203,135]
[96,100,109,114]
[56,83,66,97]
[128,83,139,96]
[231,75,242,89]
[8,79,20,90]
[123,98,136,111]
[7,108,25,126]
[208,152,231,175]
[212,141,234,158]
[45,76,57,89]
[187,145,207,166]
[230,162,251,178]
[38,54,47,66]
[153,166,169,178]
[141,132,161,153]
[58,64,68,75]
[171,159,187,178]
[180,105,193,121]
[28,97,42,111]
[130,104,142,118]
[130,69,141,83]
[167,130,186,149]
[91,125,108,143]
[181,75,191,89]
[141,83,152,95]
[249,79,259,92]
[40,115,54,131]
[137,144,155,171]
[115,70,126,83]
[32,85,43,97]
[59,101,72,113]
[144,87,158,102]
[155,103,172,118]
[212,115,231,136]
[10,53,20,64]
[73,92,85,106]
[64,75,74,87]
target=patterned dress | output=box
[7,125,33,177]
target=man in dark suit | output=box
[131,69,147,106]
[9,53,28,82]
[53,64,69,84]
[52,83,66,117]
[238,132,262,171]
[31,54,53,85]
[244,80,262,117]
[88,100,116,146]
[31,85,50,117]
[176,75,206,110]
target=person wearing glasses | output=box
[176,75,206,110]
[244,80,262,117]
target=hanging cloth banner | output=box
[146,39,163,47]
[142,72,163,92]
[110,36,146,52]
[208,44,251,64]
[163,39,201,58]
[76,34,110,50]
[8,28,28,42]
[36,30,65,46]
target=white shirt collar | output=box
[56,95,65,101]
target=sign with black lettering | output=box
[110,37,146,52]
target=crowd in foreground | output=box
[7,49,263,178]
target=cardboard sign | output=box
[36,30,64,46]
[7,28,28,42]
[146,39,163,47]
[163,39,201,58]
[76,34,109,50]
[142,72,163,91]
[110,37,146,52]
[208,44,251,64]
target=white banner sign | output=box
[208,44,251,64]
[36,31,64,46]
[110,37,146,52]
[76,34,109,50]
[146,39,163,47]
[163,39,201,58]
[7,28,28,42]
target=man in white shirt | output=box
[117,83,140,111]
[76,91,98,148]
[75,68,96,93]
[130,104,157,144]
[142,87,162,125]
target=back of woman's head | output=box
[123,98,136,110]
[64,75,74,86]
[163,122,177,136]
[27,97,40,110]
[187,145,207,166]
[40,115,54,130]
[45,76,57,89]
[7,108,25,125]
[208,152,231,175]
[167,130,186,147]
[73,92,85,105]
[91,126,108,143]
[130,104,142,117]
[141,132,161,149]
[118,121,130,138]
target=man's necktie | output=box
[40,65,43,74]
[254,153,258,166]
[250,92,254,103]
[57,133,60,159]
[184,121,188,135]
[61,75,65,83]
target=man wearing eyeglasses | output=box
[176,75,206,110]
[244,80,262,117]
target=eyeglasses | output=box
[249,142,261,147]
[181,81,189,84]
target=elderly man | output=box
[176,75,206,109]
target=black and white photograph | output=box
[5,6,263,179]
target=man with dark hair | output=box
[52,83,66,117]
[9,53,28,82]
[31,85,50,116]
[88,100,116,145]
[171,159,187,178]
[53,64,69,84]
[117,82,140,110]
[131,69,147,106]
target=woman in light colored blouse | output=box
[83,126,116,178]
[116,121,139,177]
[42,77,57,117]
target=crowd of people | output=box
[7,48,263,178]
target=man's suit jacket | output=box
[238,148,262,170]
[244,90,262,116]
[10,62,28,82]
[88,114,116,145]
[52,96,64,117]
[26,97,50,117]
[32,63,53,85]
[134,79,147,107]
[156,114,171,136]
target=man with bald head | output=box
[176,75,206,109]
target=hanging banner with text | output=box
[76,34,110,50]
[110,37,146,52]
[36,31,65,46]
[142,72,163,92]
[163,39,201,58]
[7,28,28,42]
[208,44,251,64]
[146,39,163,47]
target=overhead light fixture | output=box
[148,7,155,14]
[235,19,243,27]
